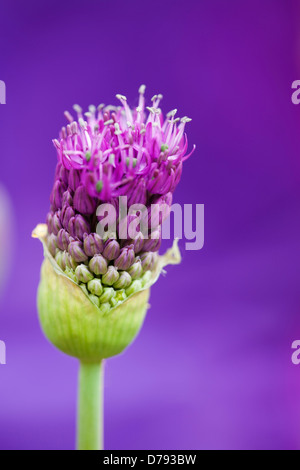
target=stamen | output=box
[167,109,177,118]
[116,94,127,101]
[73,104,82,114]
[180,116,192,123]
[104,119,114,126]
[78,118,87,130]
[114,123,122,135]
[88,105,96,114]
[64,111,74,123]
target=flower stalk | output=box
[77,361,104,451]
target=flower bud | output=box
[143,229,161,252]
[83,233,103,257]
[68,241,88,262]
[141,270,152,287]
[99,287,116,303]
[68,215,90,240]
[127,259,143,280]
[75,265,94,283]
[103,239,120,261]
[87,278,103,296]
[57,229,71,251]
[65,267,79,283]
[89,254,108,275]
[74,185,96,215]
[147,192,172,229]
[50,180,66,211]
[57,163,69,185]
[79,283,89,296]
[99,302,111,315]
[122,232,144,254]
[110,289,127,308]
[61,205,75,229]
[62,251,72,270]
[46,212,54,234]
[55,250,65,270]
[126,280,143,297]
[62,189,73,207]
[67,252,78,270]
[140,252,154,271]
[52,211,62,235]
[89,294,100,308]
[68,168,80,191]
[47,234,57,257]
[113,271,132,289]
[102,266,119,286]
[114,246,135,270]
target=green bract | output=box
[33,224,181,362]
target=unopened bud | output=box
[57,229,71,251]
[46,212,54,234]
[67,252,78,270]
[52,211,62,235]
[68,168,80,191]
[65,267,79,283]
[61,205,75,229]
[50,180,65,211]
[114,246,135,270]
[143,229,161,252]
[102,266,120,286]
[99,287,116,303]
[113,271,132,289]
[62,189,73,207]
[55,250,64,270]
[68,215,90,240]
[47,234,57,257]
[103,239,120,261]
[89,254,108,275]
[125,280,143,297]
[89,294,100,307]
[141,270,152,287]
[68,241,88,262]
[123,232,144,254]
[140,252,154,271]
[74,185,96,215]
[83,233,104,257]
[99,302,111,314]
[127,259,143,280]
[62,251,71,270]
[79,283,89,296]
[110,289,127,307]
[87,278,103,296]
[75,265,94,283]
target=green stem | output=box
[77,361,104,450]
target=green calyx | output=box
[33,224,181,362]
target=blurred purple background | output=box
[1,0,300,450]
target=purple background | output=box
[1,0,300,450]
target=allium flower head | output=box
[34,86,193,362]
[51,85,194,203]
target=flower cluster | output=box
[46,86,194,311]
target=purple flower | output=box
[45,87,193,285]
[50,87,194,204]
